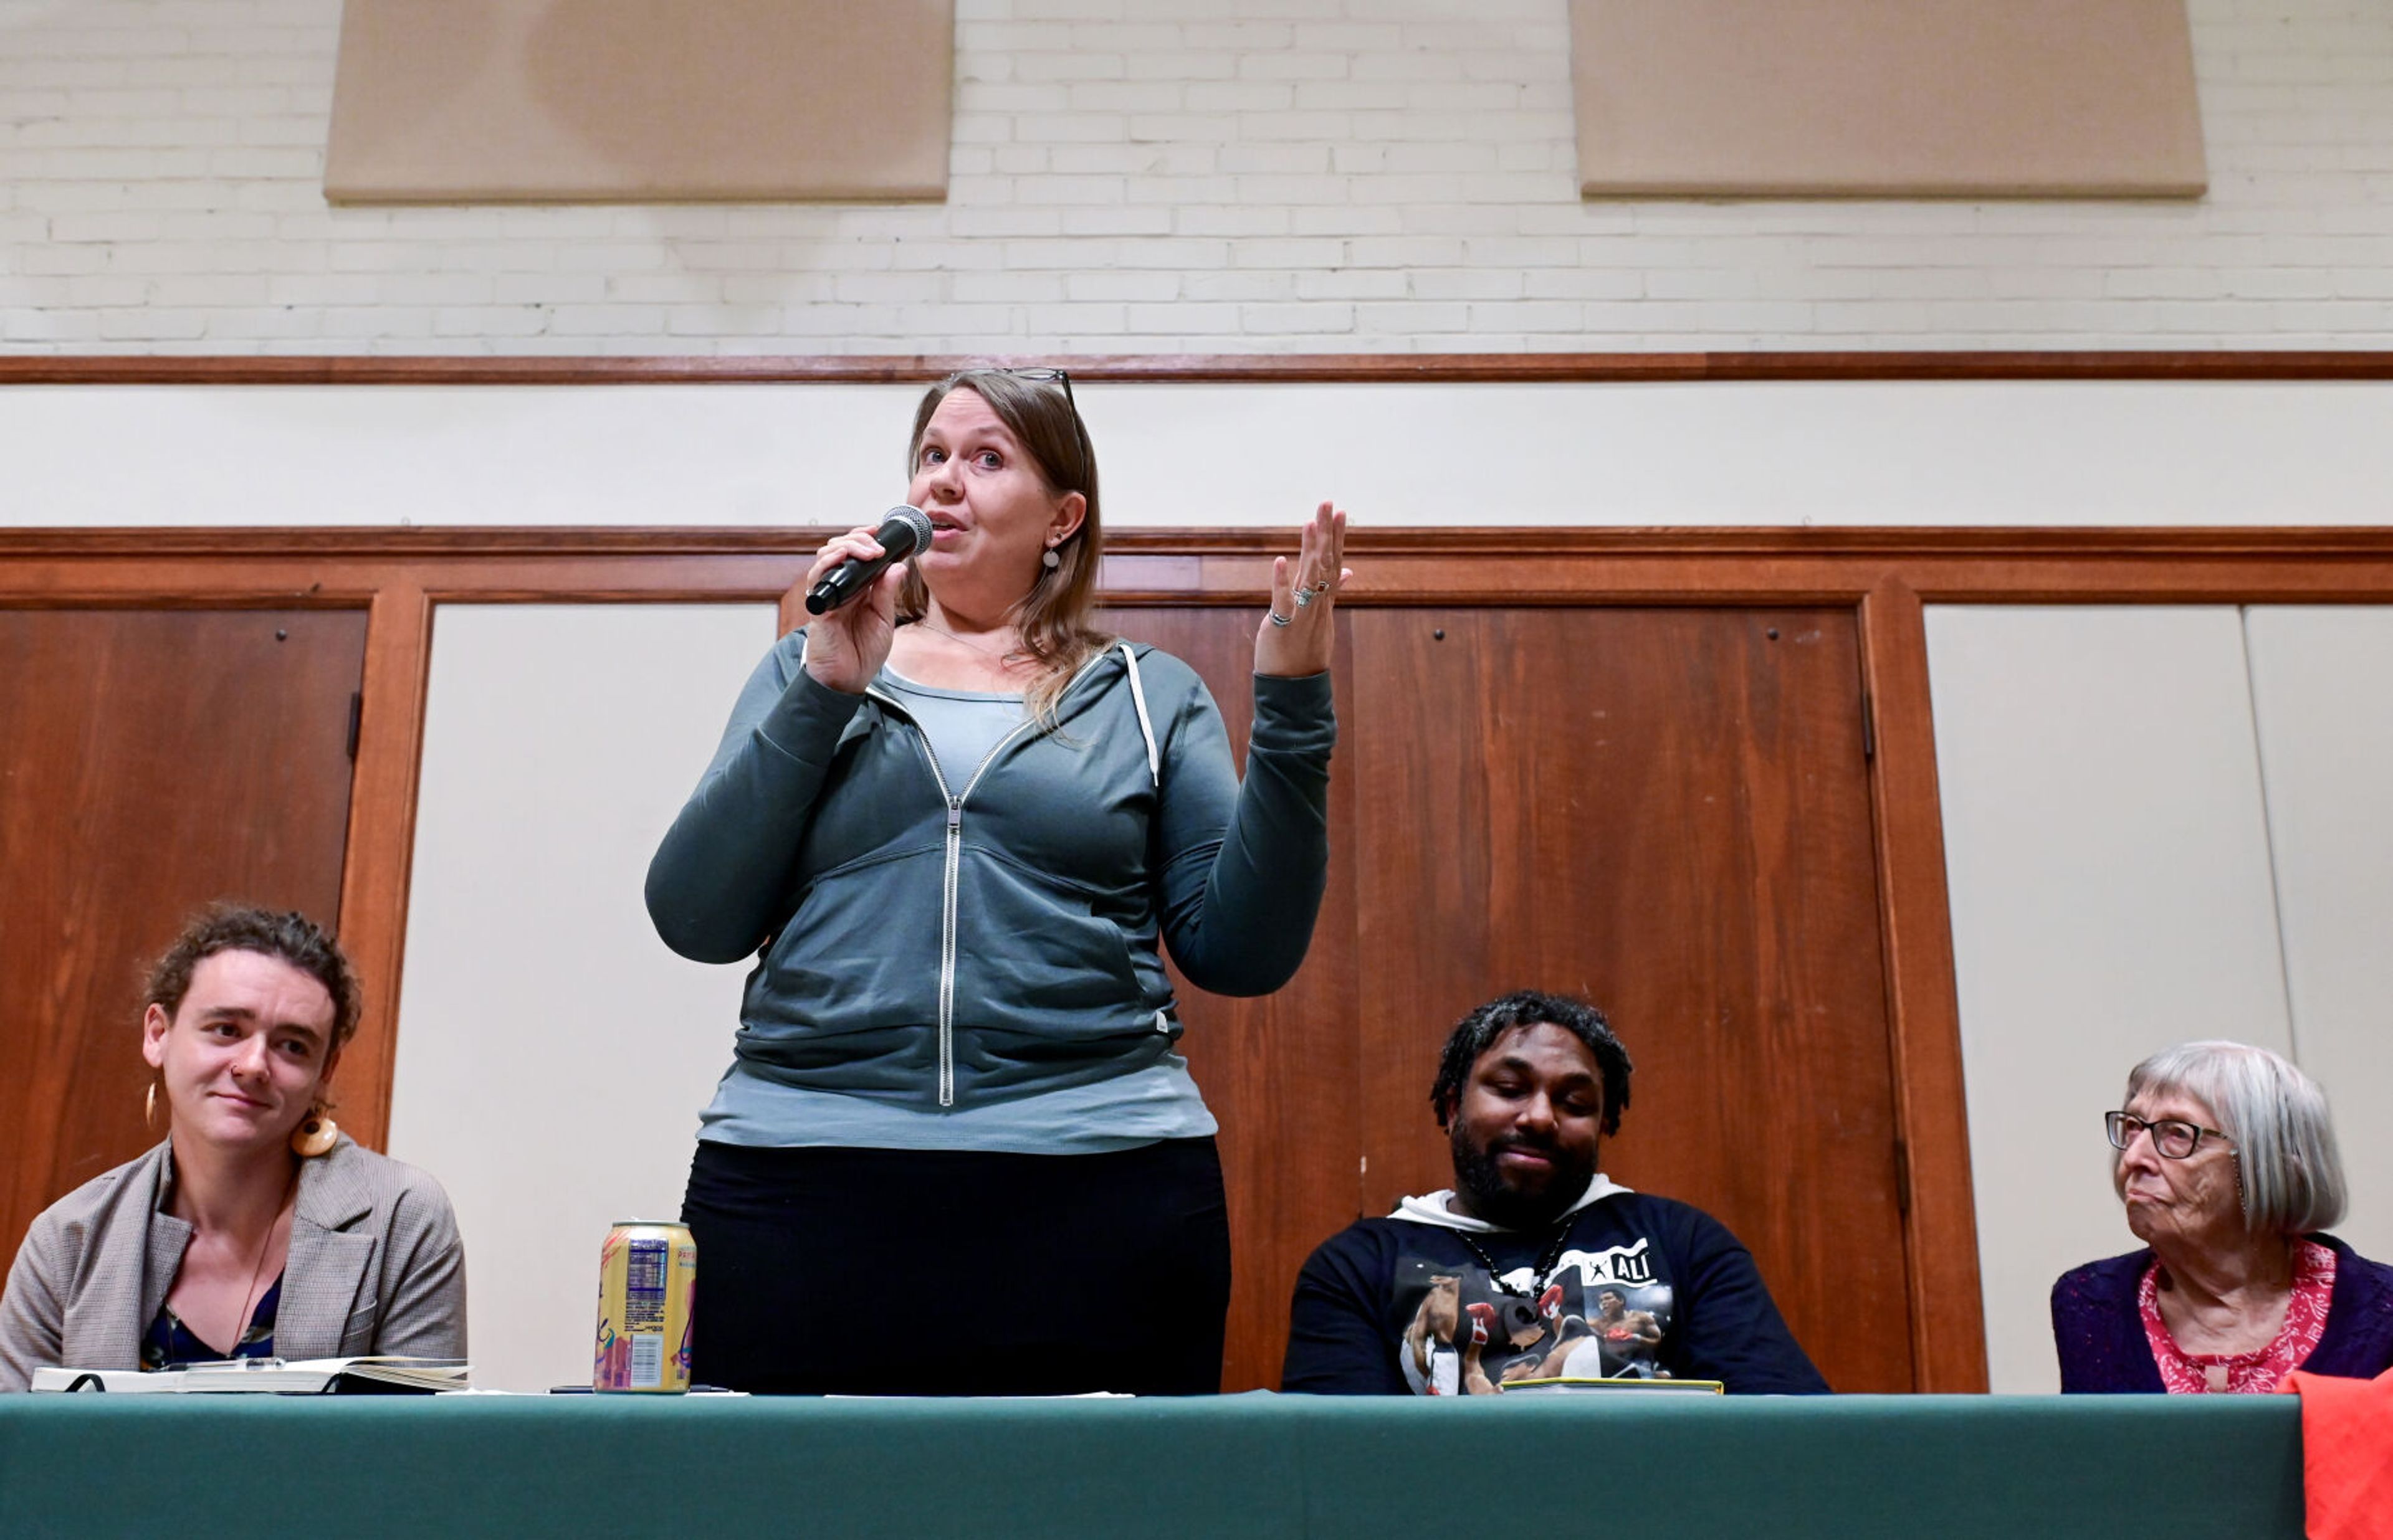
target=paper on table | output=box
[31,1357,470,1394]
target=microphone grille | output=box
[884,504,933,553]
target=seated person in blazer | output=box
[0,905,466,1390]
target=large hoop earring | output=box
[290,1104,340,1158]
[144,1080,160,1130]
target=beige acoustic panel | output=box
[325,0,952,203]
[1926,606,2290,1391]
[390,602,776,1392]
[1570,0,2206,199]
[2244,608,2393,1268]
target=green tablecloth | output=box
[0,1392,2301,1539]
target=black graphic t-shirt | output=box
[1282,1190,1828,1395]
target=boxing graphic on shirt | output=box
[1393,1237,1674,1395]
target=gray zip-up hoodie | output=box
[647,629,1334,1113]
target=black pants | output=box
[680,1137,1231,1395]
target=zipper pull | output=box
[948,797,963,832]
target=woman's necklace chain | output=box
[917,618,1025,662]
[225,1166,297,1349]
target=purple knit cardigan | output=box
[2050,1232,2393,1392]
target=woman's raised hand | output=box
[799,526,905,694]
[1254,501,1350,678]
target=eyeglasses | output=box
[1003,366,1077,417]
[1001,366,1090,461]
[2105,1110,2234,1160]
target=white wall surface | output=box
[6,0,2393,352]
[387,602,773,1393]
[7,379,2393,527]
[2245,607,2393,1265]
[1926,606,2295,1393]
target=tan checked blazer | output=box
[0,1135,466,1391]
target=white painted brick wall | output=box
[2,0,2391,353]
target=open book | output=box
[32,1357,470,1395]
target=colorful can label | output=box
[594,1220,696,1392]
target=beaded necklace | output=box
[1451,1219,1577,1298]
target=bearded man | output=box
[1280,991,1827,1395]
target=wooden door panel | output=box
[0,609,367,1262]
[1102,604,1906,1391]
[1101,607,1362,1394]
[1347,607,1911,1392]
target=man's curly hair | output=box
[1429,990,1631,1136]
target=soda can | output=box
[593,1220,697,1392]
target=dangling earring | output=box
[1041,546,1061,570]
[144,1080,161,1130]
[290,1104,340,1158]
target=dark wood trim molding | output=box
[336,581,434,1153]
[12,527,2393,607]
[14,523,2393,1392]
[1857,577,1985,1392]
[7,351,2393,386]
[9,522,2393,560]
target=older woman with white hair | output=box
[2052,1040,2393,1393]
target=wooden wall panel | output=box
[1349,607,1910,1392]
[24,523,2393,1390]
[1102,607,1363,1394]
[1110,602,1908,1392]
[0,609,367,1262]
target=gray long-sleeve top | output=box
[646,631,1335,1148]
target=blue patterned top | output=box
[141,1273,283,1370]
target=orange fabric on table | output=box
[2278,1365,2393,1540]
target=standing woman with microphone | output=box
[646,369,1348,1395]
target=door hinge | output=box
[346,692,363,761]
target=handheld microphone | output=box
[805,505,934,616]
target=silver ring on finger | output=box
[1292,586,1316,609]
[1267,609,1293,627]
